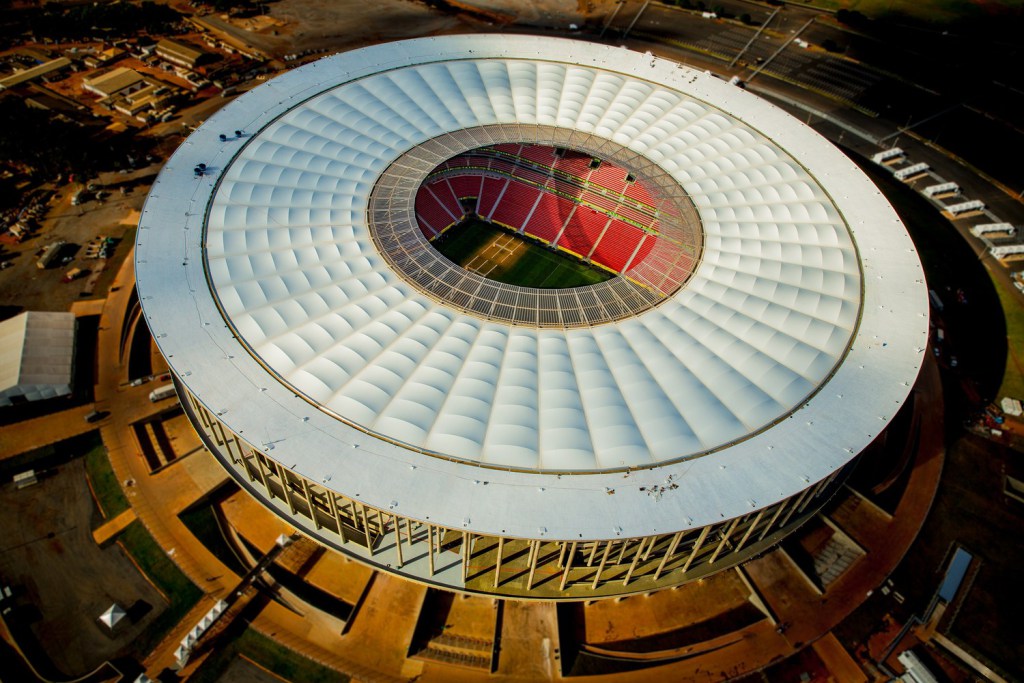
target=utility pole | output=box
[729,7,780,69]
[746,17,815,84]
[600,0,626,38]
[622,0,651,42]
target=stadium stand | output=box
[491,183,540,230]
[524,193,570,243]
[553,153,595,180]
[449,175,484,203]
[520,145,556,165]
[478,177,506,218]
[557,207,599,258]
[624,180,655,206]
[426,180,463,222]
[592,220,645,272]
[414,191,447,237]
[413,144,700,291]
[589,162,629,193]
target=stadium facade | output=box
[136,35,928,599]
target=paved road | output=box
[0,404,98,460]
[92,507,137,545]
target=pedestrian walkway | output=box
[70,299,105,317]
[92,507,137,545]
[143,595,220,675]
[813,633,868,683]
[0,403,98,460]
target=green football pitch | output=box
[433,218,613,289]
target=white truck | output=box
[36,241,66,269]
[148,384,177,402]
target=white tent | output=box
[99,603,127,629]
[0,311,75,407]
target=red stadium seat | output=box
[413,145,689,291]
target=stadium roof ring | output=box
[369,125,706,327]
[137,35,928,552]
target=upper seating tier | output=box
[414,145,692,293]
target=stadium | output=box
[135,35,928,600]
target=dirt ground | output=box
[200,0,459,57]
[0,457,166,677]
[201,0,609,58]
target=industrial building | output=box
[0,311,76,407]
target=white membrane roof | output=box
[137,36,928,540]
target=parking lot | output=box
[0,165,158,315]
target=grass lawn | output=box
[84,441,129,519]
[991,275,1024,400]
[434,218,612,288]
[190,627,349,683]
[118,519,203,654]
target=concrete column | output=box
[708,517,741,564]
[249,450,268,488]
[370,508,385,542]
[616,539,630,564]
[210,418,227,447]
[591,541,613,590]
[392,514,404,567]
[526,540,541,591]
[236,448,252,481]
[559,541,577,591]
[462,532,472,582]
[222,430,241,464]
[734,510,765,554]
[301,477,319,529]
[758,499,789,541]
[642,535,658,562]
[328,491,347,544]
[493,537,505,588]
[680,525,711,574]
[803,477,830,510]
[427,525,436,576]
[357,503,372,553]
[781,487,813,527]
[276,462,296,515]
[814,470,841,500]
[196,402,211,429]
[653,531,684,581]
[623,537,647,586]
